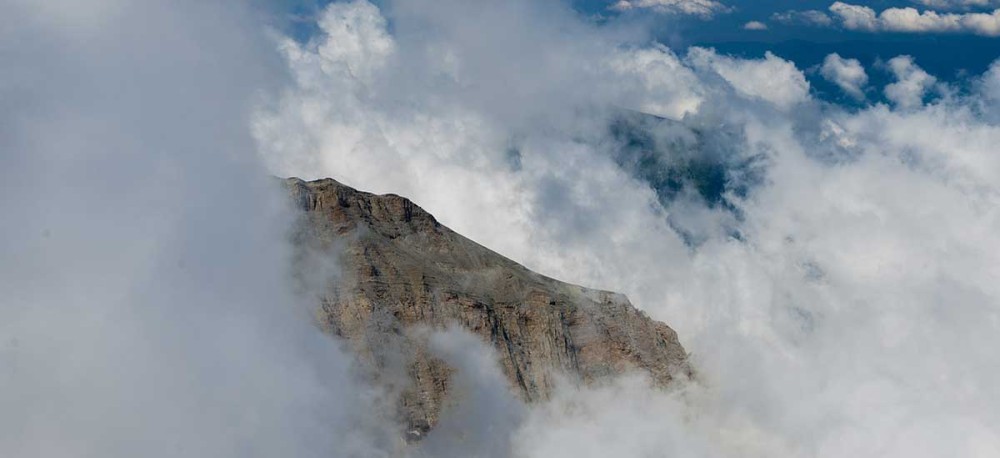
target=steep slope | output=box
[285,177,689,438]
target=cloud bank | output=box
[913,0,1000,10]
[256,0,1000,456]
[830,1,1000,35]
[6,0,1000,457]
[0,1,397,457]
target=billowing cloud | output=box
[312,0,395,82]
[821,53,869,100]
[610,0,731,17]
[883,55,939,108]
[687,49,811,110]
[0,1,397,457]
[829,2,882,30]
[830,1,1000,35]
[771,9,835,26]
[607,45,708,119]
[977,58,1000,103]
[9,0,1000,457]
[743,21,768,30]
[255,0,1000,456]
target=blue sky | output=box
[280,0,1000,103]
[587,0,1000,92]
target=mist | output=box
[0,1,396,457]
[4,0,999,457]
[255,0,1000,457]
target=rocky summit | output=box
[284,177,690,438]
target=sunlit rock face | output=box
[285,177,690,438]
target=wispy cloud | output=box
[771,9,835,27]
[913,0,1000,10]
[610,0,731,17]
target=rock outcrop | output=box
[285,177,689,438]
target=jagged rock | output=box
[285,177,689,438]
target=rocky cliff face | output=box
[285,177,689,438]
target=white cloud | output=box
[969,60,1000,122]
[512,376,716,458]
[256,2,1000,456]
[821,53,869,100]
[913,0,1000,10]
[743,21,768,30]
[771,9,835,26]
[10,0,1000,457]
[611,0,731,17]
[830,1,1000,35]
[313,0,394,83]
[607,45,707,119]
[415,327,526,457]
[687,48,811,110]
[884,55,939,108]
[829,2,881,30]
[0,1,393,457]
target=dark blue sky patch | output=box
[287,1,1000,106]
[570,0,1000,102]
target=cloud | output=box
[771,9,835,27]
[312,0,395,83]
[610,0,731,17]
[687,49,811,110]
[829,2,881,30]
[607,45,708,119]
[883,55,939,108]
[10,0,1000,457]
[743,21,768,30]
[829,1,1000,35]
[412,328,525,457]
[821,53,869,100]
[511,376,715,458]
[977,58,1000,104]
[256,1,1000,456]
[0,1,396,456]
[913,0,1000,10]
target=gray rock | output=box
[284,177,690,437]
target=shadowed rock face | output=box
[285,177,689,438]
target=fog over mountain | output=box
[3,0,1000,457]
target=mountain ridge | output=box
[285,176,690,439]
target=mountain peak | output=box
[285,177,690,439]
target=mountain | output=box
[284,177,690,439]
